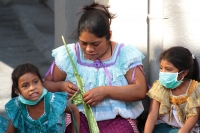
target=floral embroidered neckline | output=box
[169,80,198,105]
[76,42,124,68]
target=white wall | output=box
[0,62,12,118]
[148,0,164,84]
[108,0,149,82]
[148,0,200,83]
[163,0,200,62]
[109,1,147,48]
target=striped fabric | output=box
[127,118,140,133]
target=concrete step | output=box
[0,0,54,117]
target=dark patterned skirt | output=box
[66,112,139,133]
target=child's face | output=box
[17,73,43,101]
[160,59,179,73]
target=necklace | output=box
[110,41,112,56]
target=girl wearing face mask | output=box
[0,63,80,133]
[144,46,200,133]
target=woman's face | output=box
[17,73,43,101]
[79,31,110,60]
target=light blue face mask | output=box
[18,88,47,105]
[159,71,184,89]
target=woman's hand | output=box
[60,81,79,98]
[83,86,107,106]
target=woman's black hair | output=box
[11,63,43,98]
[77,2,116,40]
[159,46,200,81]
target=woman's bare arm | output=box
[107,66,147,101]
[83,66,147,105]
[43,64,78,97]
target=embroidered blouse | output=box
[0,92,68,133]
[147,80,200,125]
[52,42,145,121]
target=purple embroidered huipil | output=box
[52,42,145,121]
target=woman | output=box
[44,2,147,133]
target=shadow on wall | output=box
[137,96,150,133]
[137,46,162,132]
[149,45,163,84]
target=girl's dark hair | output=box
[77,2,116,40]
[11,63,43,98]
[159,46,200,81]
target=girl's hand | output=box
[178,107,200,133]
[178,129,190,133]
[144,99,160,133]
[83,86,107,106]
[60,81,78,98]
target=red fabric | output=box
[66,112,139,133]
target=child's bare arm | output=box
[178,107,200,133]
[144,99,160,133]
[65,102,80,133]
[6,120,15,133]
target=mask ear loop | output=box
[178,70,184,74]
[15,89,20,95]
[180,76,184,81]
[178,70,185,81]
